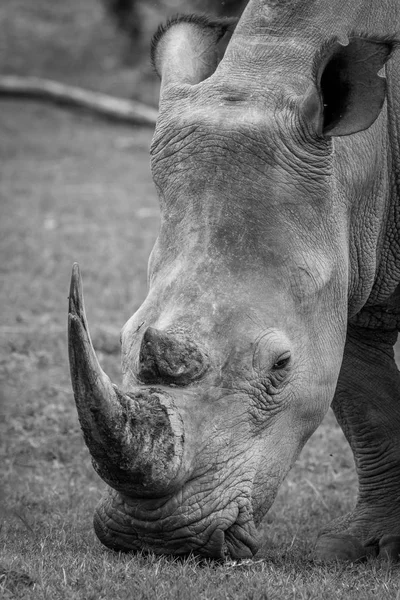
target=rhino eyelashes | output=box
[272,353,291,370]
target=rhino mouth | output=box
[92,487,260,560]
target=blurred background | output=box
[0,0,247,106]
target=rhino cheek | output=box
[247,377,336,526]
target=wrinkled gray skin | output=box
[69,0,400,562]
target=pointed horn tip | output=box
[72,261,80,276]
[68,262,83,316]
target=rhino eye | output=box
[272,353,291,370]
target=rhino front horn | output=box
[68,263,184,496]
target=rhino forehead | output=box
[151,106,329,188]
[152,119,277,186]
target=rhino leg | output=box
[314,323,400,562]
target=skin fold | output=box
[69,0,400,561]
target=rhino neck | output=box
[235,0,395,41]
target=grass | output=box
[1,1,400,598]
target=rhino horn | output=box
[68,263,184,496]
[138,326,209,386]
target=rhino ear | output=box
[151,15,236,90]
[303,37,394,137]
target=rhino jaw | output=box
[93,486,261,560]
[68,263,185,497]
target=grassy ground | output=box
[1,1,400,598]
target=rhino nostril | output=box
[138,327,209,386]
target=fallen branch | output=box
[0,75,158,127]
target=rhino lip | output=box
[194,524,256,561]
[94,488,260,560]
[224,519,260,560]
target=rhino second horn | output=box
[68,263,184,497]
[138,326,210,386]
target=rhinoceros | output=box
[68,0,400,562]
